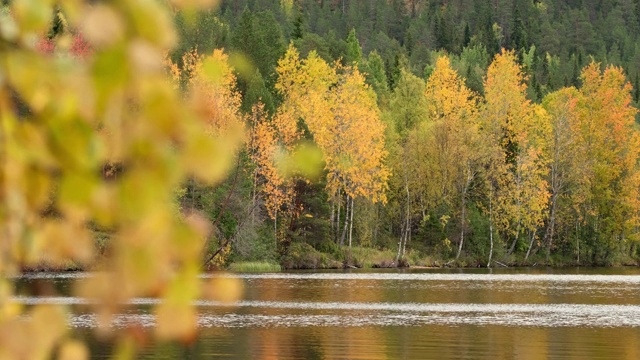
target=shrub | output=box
[280,242,341,269]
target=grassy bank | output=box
[270,243,640,270]
[23,232,638,273]
[227,261,282,272]
[276,243,435,270]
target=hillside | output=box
[176,0,640,104]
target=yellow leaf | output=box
[11,0,54,35]
[275,141,323,180]
[156,269,200,341]
[80,4,124,47]
[58,340,89,360]
[204,274,244,304]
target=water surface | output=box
[13,268,640,359]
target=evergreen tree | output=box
[232,8,285,91]
[364,50,390,107]
[510,7,526,51]
[292,11,305,39]
[243,69,275,114]
[173,10,230,63]
[346,28,363,65]
[463,23,471,48]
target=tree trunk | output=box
[544,194,557,263]
[455,190,466,260]
[576,220,580,264]
[336,190,341,244]
[524,230,536,262]
[340,194,349,246]
[487,197,494,268]
[330,196,335,234]
[508,164,524,256]
[402,213,408,259]
[396,206,409,263]
[508,228,520,255]
[396,225,404,263]
[402,180,411,259]
[457,168,474,261]
[373,204,380,244]
[252,172,258,227]
[348,197,354,248]
[397,174,411,263]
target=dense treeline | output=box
[19,0,640,266]
[166,0,640,267]
[176,0,640,104]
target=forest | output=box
[163,0,640,267]
[5,0,640,271]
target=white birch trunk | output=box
[336,189,341,244]
[340,193,349,246]
[487,196,494,268]
[348,197,354,248]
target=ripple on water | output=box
[66,306,640,329]
[15,271,640,284]
[211,273,640,284]
[12,272,640,331]
[13,297,640,329]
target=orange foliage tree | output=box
[571,63,640,262]
[248,102,295,240]
[275,44,389,247]
[167,48,244,138]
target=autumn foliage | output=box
[3,1,640,358]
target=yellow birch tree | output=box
[422,56,481,260]
[274,44,388,247]
[328,65,389,246]
[482,49,550,258]
[541,87,581,262]
[571,63,640,263]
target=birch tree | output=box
[482,49,550,258]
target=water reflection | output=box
[12,269,640,359]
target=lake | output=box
[13,267,640,359]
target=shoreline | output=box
[18,260,639,273]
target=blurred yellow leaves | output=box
[166,48,245,183]
[0,305,68,360]
[1,1,244,359]
[204,274,244,304]
[156,268,200,341]
[58,340,89,360]
[181,130,239,183]
[10,0,54,36]
[169,0,220,10]
[80,5,124,47]
[37,220,93,265]
[0,280,21,321]
[125,1,176,48]
[275,141,324,181]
